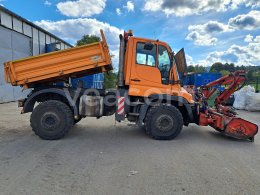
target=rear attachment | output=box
[197,70,258,141]
[199,111,258,141]
[224,118,258,141]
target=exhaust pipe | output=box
[118,34,125,87]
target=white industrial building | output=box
[0,6,72,103]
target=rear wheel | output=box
[145,105,183,140]
[30,100,73,140]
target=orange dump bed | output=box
[4,30,112,87]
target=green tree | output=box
[104,72,117,89]
[247,70,254,82]
[194,65,206,73]
[76,35,100,46]
[223,63,235,72]
[238,65,246,71]
[210,62,223,72]
[220,70,229,76]
[187,65,195,72]
[187,65,206,73]
[76,34,117,88]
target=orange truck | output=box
[4,30,258,141]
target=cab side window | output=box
[136,43,156,67]
[158,45,171,84]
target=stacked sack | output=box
[233,85,260,111]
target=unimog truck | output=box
[4,30,258,141]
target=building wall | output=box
[0,26,32,102]
[0,7,72,103]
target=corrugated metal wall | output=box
[0,7,72,103]
[0,26,31,102]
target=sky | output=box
[0,0,260,68]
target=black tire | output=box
[30,100,73,140]
[145,104,183,140]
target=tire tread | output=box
[145,104,183,140]
[30,100,73,140]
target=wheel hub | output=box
[41,112,60,130]
[156,114,174,132]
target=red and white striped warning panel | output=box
[117,96,125,115]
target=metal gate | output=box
[0,26,32,103]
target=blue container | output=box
[184,73,222,88]
[45,43,59,53]
[71,73,104,89]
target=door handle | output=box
[131,78,141,82]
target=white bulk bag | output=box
[233,85,255,110]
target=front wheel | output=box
[145,105,183,140]
[30,100,73,140]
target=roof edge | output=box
[0,5,73,47]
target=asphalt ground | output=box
[0,102,259,195]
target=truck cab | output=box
[115,31,196,138]
[123,34,193,103]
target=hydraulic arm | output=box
[198,70,258,141]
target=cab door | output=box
[129,40,174,96]
[133,42,161,85]
[174,48,187,81]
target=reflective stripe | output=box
[117,97,125,115]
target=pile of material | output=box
[233,85,260,111]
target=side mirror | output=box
[144,42,154,50]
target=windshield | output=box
[158,45,172,84]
